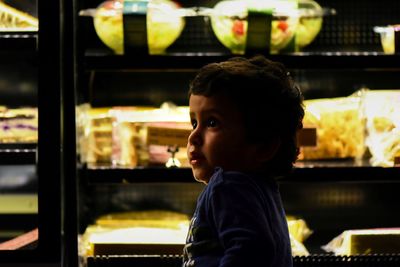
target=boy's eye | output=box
[191,119,197,129]
[207,118,218,128]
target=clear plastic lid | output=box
[79,0,190,55]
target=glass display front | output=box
[0,0,38,250]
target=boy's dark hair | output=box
[189,55,304,177]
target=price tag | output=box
[394,156,400,167]
[147,126,191,147]
[297,127,317,147]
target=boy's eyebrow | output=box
[190,108,223,116]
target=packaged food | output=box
[295,0,324,50]
[287,216,313,243]
[0,107,38,143]
[362,90,400,167]
[0,1,38,31]
[80,210,189,257]
[80,0,185,55]
[300,95,365,160]
[287,216,313,256]
[322,228,400,255]
[208,0,299,54]
[374,25,400,54]
[112,120,140,167]
[78,106,114,164]
[110,103,190,167]
[295,0,336,50]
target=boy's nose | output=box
[188,127,202,146]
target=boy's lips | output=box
[189,152,205,165]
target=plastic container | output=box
[80,0,186,55]
[374,24,400,54]
[207,0,299,54]
[295,0,322,50]
[295,0,336,50]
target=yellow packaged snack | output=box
[299,95,365,160]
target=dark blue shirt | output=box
[183,168,292,267]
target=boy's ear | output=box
[255,137,281,163]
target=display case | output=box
[0,0,64,266]
[65,0,400,266]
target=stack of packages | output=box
[77,102,191,168]
[0,107,38,143]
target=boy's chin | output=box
[194,176,208,184]
[191,169,211,184]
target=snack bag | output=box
[300,94,365,160]
[362,90,400,167]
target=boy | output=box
[183,55,304,267]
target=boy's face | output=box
[187,94,260,184]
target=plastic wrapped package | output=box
[0,107,38,143]
[111,119,190,167]
[287,216,313,243]
[110,104,190,167]
[362,90,400,167]
[76,104,90,163]
[0,1,38,31]
[299,95,365,160]
[110,107,157,167]
[287,216,313,256]
[79,210,190,258]
[374,25,400,54]
[76,105,109,164]
[79,0,186,55]
[78,107,114,164]
[322,228,400,255]
[146,121,191,167]
[112,120,141,167]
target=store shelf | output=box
[0,194,37,214]
[0,32,37,51]
[83,162,400,184]
[0,143,36,165]
[83,164,193,184]
[83,51,400,71]
[86,254,400,267]
[0,214,37,231]
[289,165,400,183]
